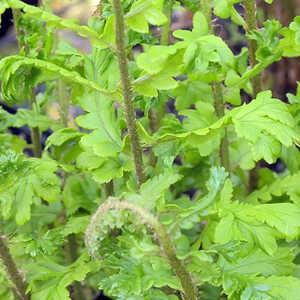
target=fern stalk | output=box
[244,0,262,97]
[30,88,42,158]
[112,0,146,188]
[244,0,262,192]
[0,235,30,300]
[200,0,230,172]
[160,0,174,45]
[213,84,230,172]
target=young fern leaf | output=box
[85,198,198,300]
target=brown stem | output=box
[112,0,146,188]
[0,235,30,300]
[104,180,114,197]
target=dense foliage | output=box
[0,0,300,299]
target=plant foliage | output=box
[0,0,299,299]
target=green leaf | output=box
[247,171,300,204]
[231,91,300,163]
[0,56,116,105]
[172,79,213,111]
[180,35,235,80]
[76,151,133,184]
[125,0,167,33]
[134,44,183,96]
[0,153,60,224]
[63,175,98,215]
[76,49,122,158]
[14,109,62,131]
[0,134,27,153]
[251,276,300,299]
[192,11,209,36]
[27,253,93,300]
[248,20,282,62]
[219,247,295,278]
[290,16,300,44]
[247,203,300,239]
[171,167,228,230]
[62,216,91,236]
[46,128,83,148]
[280,16,300,57]
[139,171,182,210]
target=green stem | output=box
[244,0,262,192]
[213,84,230,172]
[57,80,69,128]
[112,0,146,188]
[13,10,42,158]
[30,89,42,158]
[0,235,30,300]
[201,0,230,172]
[160,0,173,45]
[244,0,262,97]
[148,109,158,167]
[65,234,85,300]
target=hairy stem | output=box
[86,199,198,300]
[160,0,174,45]
[112,0,146,188]
[30,89,42,158]
[0,235,30,300]
[148,109,159,167]
[201,0,230,172]
[244,0,261,192]
[57,80,69,127]
[213,84,230,172]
